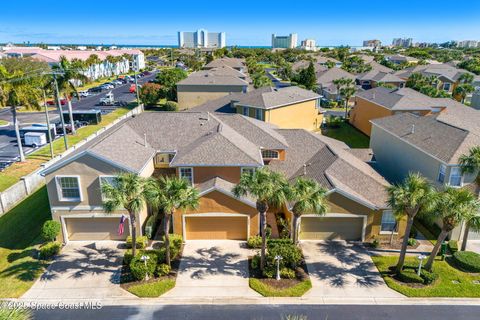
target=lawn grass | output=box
[323,122,370,148]
[0,186,51,298]
[0,120,8,126]
[372,255,480,297]
[249,278,312,297]
[125,278,176,297]
[0,103,136,192]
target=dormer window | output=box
[262,150,279,159]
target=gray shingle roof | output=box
[177,69,248,86]
[204,58,245,69]
[233,86,320,110]
[394,63,477,82]
[356,87,447,111]
[357,70,405,83]
[371,111,480,164]
[317,67,356,89]
[369,61,393,73]
[197,176,256,204]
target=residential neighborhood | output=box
[1,1,480,320]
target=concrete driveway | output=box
[22,241,134,300]
[164,240,260,298]
[301,241,402,298]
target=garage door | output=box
[299,216,363,241]
[468,229,480,240]
[65,217,129,241]
[185,216,248,240]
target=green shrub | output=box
[251,255,260,270]
[420,269,438,285]
[396,268,423,284]
[41,220,61,242]
[247,236,262,249]
[407,238,417,246]
[39,241,62,259]
[144,214,159,239]
[409,227,418,239]
[371,238,380,248]
[280,268,296,279]
[452,251,480,273]
[262,265,276,278]
[162,234,183,260]
[0,306,32,320]
[268,238,293,247]
[130,252,158,281]
[162,101,178,111]
[124,249,135,265]
[156,263,171,276]
[266,243,302,269]
[126,235,148,249]
[448,240,458,254]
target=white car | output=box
[112,80,123,85]
[101,84,114,90]
[78,90,90,98]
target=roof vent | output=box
[410,124,415,134]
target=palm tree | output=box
[332,77,347,102]
[290,178,328,244]
[85,54,101,78]
[232,168,291,270]
[146,176,199,266]
[101,172,154,256]
[386,173,437,273]
[0,59,48,161]
[339,80,356,119]
[453,83,475,103]
[425,187,480,271]
[54,56,88,134]
[459,146,480,250]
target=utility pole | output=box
[43,90,54,158]
[53,74,68,150]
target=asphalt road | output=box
[0,72,157,163]
[32,304,480,320]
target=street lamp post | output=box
[274,255,283,281]
[417,254,427,276]
[140,255,150,281]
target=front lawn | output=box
[125,278,175,298]
[249,278,311,297]
[0,187,51,298]
[372,255,480,297]
[0,103,137,192]
[322,122,370,148]
[0,120,8,126]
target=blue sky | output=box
[1,0,479,46]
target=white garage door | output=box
[65,217,129,241]
[300,216,364,241]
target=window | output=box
[381,210,397,233]
[241,167,256,176]
[179,167,193,185]
[438,164,446,183]
[56,176,81,201]
[242,106,249,116]
[261,150,279,159]
[255,108,263,121]
[443,82,451,91]
[449,166,462,187]
[99,176,117,200]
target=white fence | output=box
[0,104,143,216]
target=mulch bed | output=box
[119,245,183,289]
[375,239,420,250]
[248,256,310,290]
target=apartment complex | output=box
[391,38,413,47]
[272,33,298,49]
[300,39,317,51]
[456,40,479,48]
[178,29,226,48]
[363,39,382,47]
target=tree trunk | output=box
[11,106,25,162]
[425,230,449,271]
[129,211,137,257]
[292,214,299,244]
[53,77,68,150]
[260,210,267,270]
[164,212,172,267]
[344,98,349,119]
[461,222,470,251]
[65,94,75,134]
[395,216,414,273]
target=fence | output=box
[0,104,143,216]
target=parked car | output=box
[78,90,90,98]
[88,86,103,93]
[112,80,123,85]
[101,83,114,90]
[129,84,137,93]
[142,71,151,76]
[45,98,67,106]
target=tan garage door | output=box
[185,216,248,240]
[300,216,363,241]
[65,217,129,241]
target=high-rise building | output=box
[392,38,413,47]
[178,29,226,48]
[363,39,382,47]
[457,40,479,48]
[271,33,298,49]
[300,39,316,51]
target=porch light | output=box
[274,255,283,281]
[417,254,427,276]
[140,255,150,281]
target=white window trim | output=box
[448,166,464,188]
[55,175,83,202]
[379,210,398,235]
[261,150,280,159]
[99,175,116,201]
[179,167,194,185]
[443,82,451,91]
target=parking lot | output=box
[0,72,157,169]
